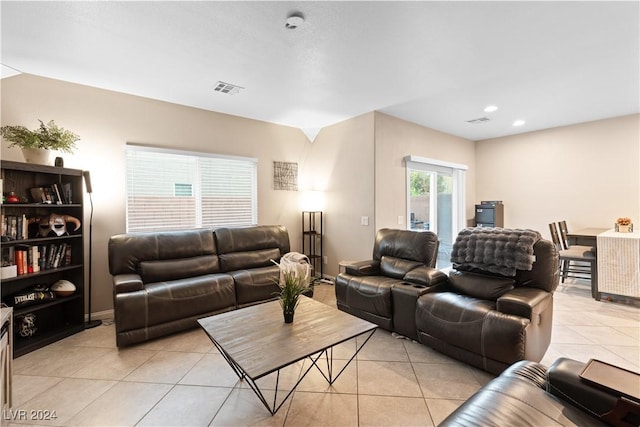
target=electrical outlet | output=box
[398,215,404,225]
[361,216,369,226]
[323,256,328,265]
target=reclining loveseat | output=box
[336,227,559,375]
[108,225,301,347]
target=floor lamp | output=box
[83,171,101,329]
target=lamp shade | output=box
[301,190,324,212]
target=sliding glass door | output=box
[406,156,467,269]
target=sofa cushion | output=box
[373,228,439,267]
[229,265,281,306]
[114,274,236,332]
[344,275,398,319]
[219,248,281,272]
[379,256,422,279]
[448,270,515,300]
[416,292,530,364]
[109,229,218,276]
[139,255,220,283]
[215,225,290,254]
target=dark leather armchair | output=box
[416,227,559,374]
[335,228,447,340]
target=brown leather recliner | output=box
[416,227,559,375]
[335,228,447,340]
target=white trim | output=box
[126,142,258,164]
[404,155,468,171]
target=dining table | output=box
[566,227,609,248]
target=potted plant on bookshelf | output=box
[0,120,79,165]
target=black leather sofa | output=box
[440,357,640,427]
[108,225,299,347]
[335,228,448,340]
[337,227,559,375]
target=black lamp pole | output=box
[83,171,101,329]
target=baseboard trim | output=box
[85,309,114,322]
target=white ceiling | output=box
[1,1,638,141]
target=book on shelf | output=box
[29,183,74,204]
[7,243,71,276]
[2,214,28,240]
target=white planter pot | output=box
[21,148,53,165]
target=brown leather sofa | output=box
[440,357,640,426]
[336,227,559,375]
[335,228,448,340]
[416,229,559,374]
[108,225,295,346]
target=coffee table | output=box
[198,296,377,415]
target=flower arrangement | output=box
[615,217,633,233]
[616,217,632,226]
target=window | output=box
[405,156,467,269]
[125,145,257,232]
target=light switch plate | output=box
[361,216,369,226]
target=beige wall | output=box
[373,112,477,230]
[1,75,373,312]
[305,113,376,275]
[3,74,638,317]
[475,114,640,239]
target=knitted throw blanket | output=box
[450,227,541,276]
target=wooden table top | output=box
[198,296,377,380]
[566,228,610,238]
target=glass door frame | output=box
[404,155,467,269]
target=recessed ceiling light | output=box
[512,119,526,127]
[484,105,498,113]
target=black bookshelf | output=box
[1,160,85,357]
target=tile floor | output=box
[6,280,639,427]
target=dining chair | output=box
[548,222,597,297]
[558,221,594,253]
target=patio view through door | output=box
[405,156,467,269]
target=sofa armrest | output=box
[343,260,380,276]
[402,266,447,287]
[547,357,639,423]
[497,287,552,320]
[113,274,144,294]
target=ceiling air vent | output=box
[214,81,244,95]
[466,117,490,124]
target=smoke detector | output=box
[286,13,304,29]
[214,81,244,95]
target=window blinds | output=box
[125,145,257,232]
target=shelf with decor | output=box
[1,160,85,357]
